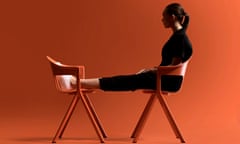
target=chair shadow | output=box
[10,137,52,143]
[11,137,132,143]
[105,137,132,143]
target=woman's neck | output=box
[171,22,183,32]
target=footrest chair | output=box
[46,56,107,143]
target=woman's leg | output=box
[71,71,156,91]
[70,76,100,89]
[98,72,156,91]
[80,78,100,89]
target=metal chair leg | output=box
[131,94,156,143]
[83,93,107,138]
[157,93,185,143]
[52,95,79,143]
[79,92,105,143]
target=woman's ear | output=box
[171,14,177,21]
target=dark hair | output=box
[165,3,189,30]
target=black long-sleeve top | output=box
[160,28,192,66]
[159,28,192,92]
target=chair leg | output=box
[157,93,185,143]
[83,93,107,138]
[52,95,79,143]
[59,95,80,139]
[131,94,156,143]
[79,92,105,143]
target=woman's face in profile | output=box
[161,10,172,28]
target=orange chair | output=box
[131,58,191,143]
[46,56,107,143]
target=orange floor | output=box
[1,92,240,144]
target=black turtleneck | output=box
[160,28,192,66]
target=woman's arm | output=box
[136,67,157,74]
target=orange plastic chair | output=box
[131,58,191,143]
[46,56,107,143]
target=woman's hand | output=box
[136,67,157,74]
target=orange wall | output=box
[0,0,240,141]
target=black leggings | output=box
[99,71,157,91]
[99,71,183,92]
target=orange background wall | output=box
[0,0,240,143]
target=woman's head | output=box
[162,3,189,30]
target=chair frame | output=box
[131,59,190,143]
[46,56,107,143]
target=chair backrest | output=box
[157,58,191,93]
[46,56,85,93]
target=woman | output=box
[72,3,192,92]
